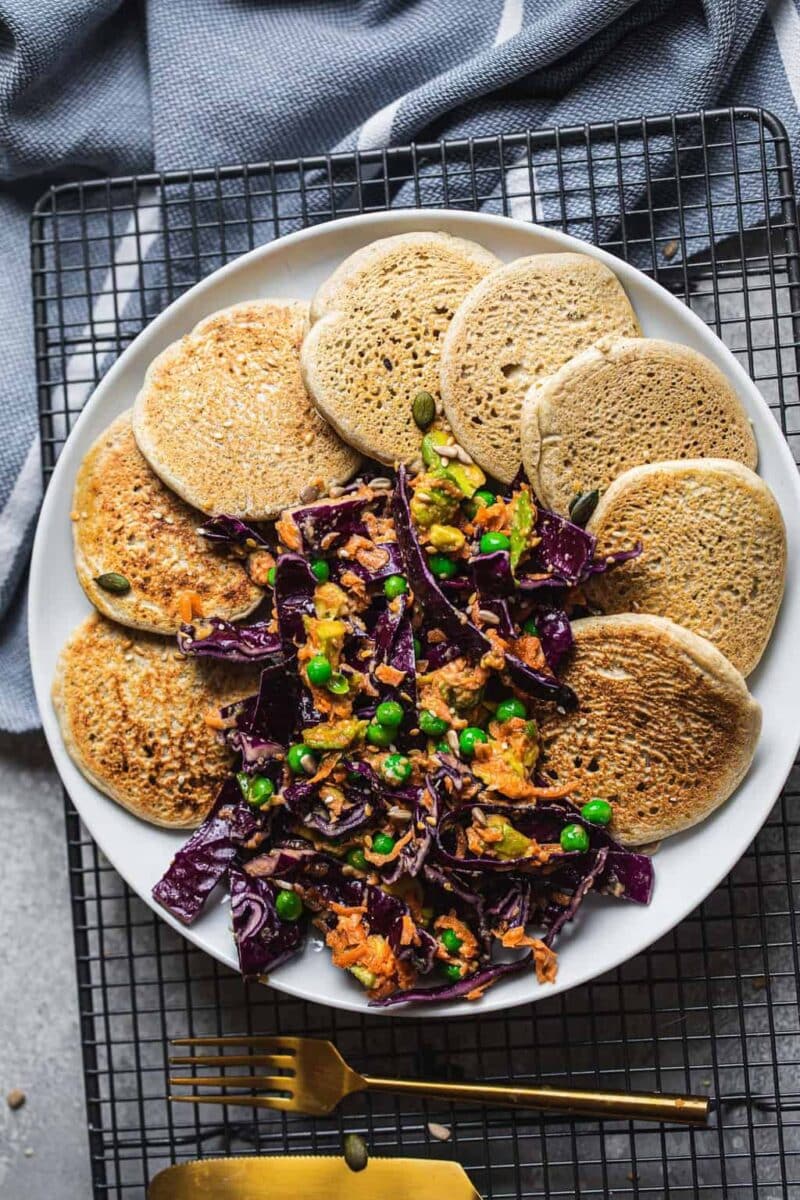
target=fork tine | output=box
[170,1074,294,1092]
[168,1053,295,1069]
[169,1094,295,1112]
[171,1035,301,1051]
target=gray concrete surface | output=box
[0,732,91,1197]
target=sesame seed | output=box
[478,608,500,626]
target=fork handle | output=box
[360,1076,710,1125]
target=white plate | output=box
[29,209,800,1018]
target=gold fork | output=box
[169,1035,711,1124]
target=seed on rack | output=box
[663,239,679,260]
[343,1133,368,1173]
[427,1122,452,1141]
[6,1089,26,1111]
[477,609,500,626]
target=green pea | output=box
[412,389,436,430]
[419,709,448,737]
[435,740,451,755]
[266,566,277,587]
[247,775,274,808]
[441,962,463,982]
[372,832,396,855]
[375,700,404,729]
[413,637,423,660]
[381,753,412,785]
[307,654,332,686]
[287,743,317,774]
[383,574,408,599]
[496,697,527,722]
[366,722,394,748]
[428,553,458,580]
[347,847,368,871]
[459,727,489,758]
[440,927,462,954]
[473,488,496,508]
[560,823,590,853]
[479,531,511,554]
[326,672,350,696]
[581,798,613,826]
[310,558,330,583]
[522,617,540,637]
[275,889,303,922]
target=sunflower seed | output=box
[427,1121,452,1141]
[477,608,500,626]
[434,443,460,460]
[388,806,413,821]
[368,476,392,490]
[471,806,487,827]
[446,729,460,755]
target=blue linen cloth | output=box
[1,0,798,731]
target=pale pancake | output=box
[73,411,262,633]
[586,459,786,676]
[52,614,261,828]
[441,253,640,482]
[522,336,757,512]
[133,299,360,519]
[534,613,761,846]
[301,233,501,466]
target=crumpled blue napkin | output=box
[1,0,797,732]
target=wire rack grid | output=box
[30,106,800,1199]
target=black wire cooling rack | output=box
[31,107,800,1199]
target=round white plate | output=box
[29,209,800,1018]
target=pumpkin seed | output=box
[412,389,436,430]
[343,1132,368,1173]
[95,572,131,595]
[568,489,599,527]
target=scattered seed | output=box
[454,445,474,464]
[7,1089,26,1110]
[568,489,599,527]
[427,1121,452,1141]
[299,484,321,503]
[435,443,460,460]
[663,239,679,260]
[95,572,131,595]
[23,1148,34,1158]
[412,389,436,430]
[446,729,460,755]
[343,1132,368,1173]
[472,806,487,827]
[328,484,346,498]
[303,430,314,446]
[388,806,413,822]
[368,476,392,490]
[477,608,500,626]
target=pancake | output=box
[300,232,501,466]
[534,613,761,846]
[133,299,360,519]
[73,411,262,633]
[440,253,640,482]
[521,336,758,513]
[586,459,786,676]
[53,614,261,828]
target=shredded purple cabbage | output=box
[370,953,532,1007]
[151,778,241,923]
[197,514,271,552]
[229,866,306,977]
[178,617,282,662]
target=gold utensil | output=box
[148,1156,481,1200]
[169,1034,711,1124]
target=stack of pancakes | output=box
[56,233,785,849]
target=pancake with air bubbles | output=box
[133,299,361,519]
[440,253,640,483]
[300,232,501,467]
[585,459,786,677]
[53,614,262,828]
[521,336,757,513]
[534,613,761,847]
[73,411,262,633]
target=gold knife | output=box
[148,1156,481,1199]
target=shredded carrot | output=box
[499,930,557,983]
[329,902,368,917]
[364,826,414,867]
[465,983,491,1001]
[308,753,341,785]
[399,914,419,947]
[177,590,204,623]
[434,913,478,960]
[275,514,302,551]
[375,663,406,687]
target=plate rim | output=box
[29,206,800,1018]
